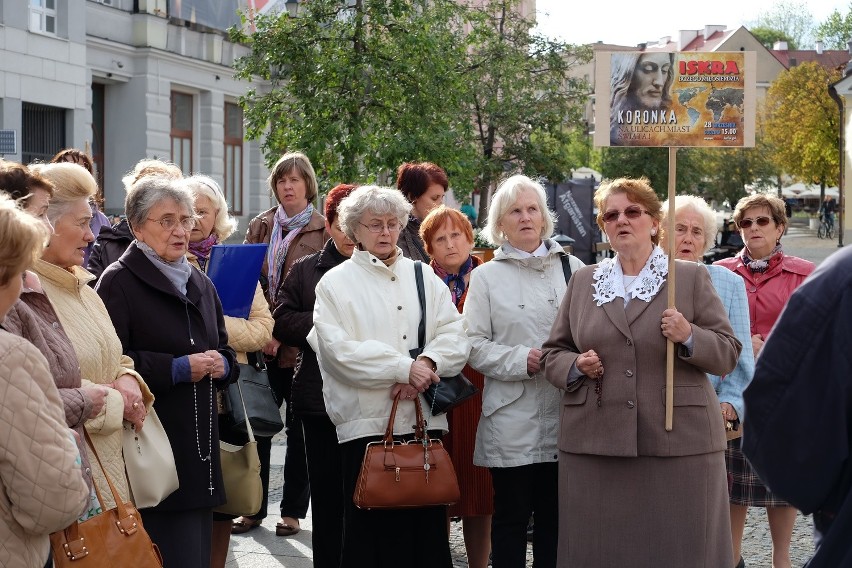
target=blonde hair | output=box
[184,175,239,240]
[0,194,48,286]
[122,159,183,192]
[29,163,97,226]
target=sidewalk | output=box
[226,225,844,567]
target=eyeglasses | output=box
[738,216,772,229]
[359,220,401,234]
[147,216,197,231]
[602,206,649,224]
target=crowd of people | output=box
[0,147,848,568]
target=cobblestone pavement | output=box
[226,224,844,567]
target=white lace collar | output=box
[592,246,668,306]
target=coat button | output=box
[626,339,632,346]
[403,335,407,340]
[625,370,634,377]
[85,468,91,475]
[626,400,635,409]
[749,287,757,293]
[372,259,377,263]
[391,277,396,281]
[52,322,59,329]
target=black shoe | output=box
[734,557,745,568]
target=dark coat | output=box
[272,238,348,416]
[87,218,133,285]
[397,216,430,263]
[743,245,852,568]
[95,243,238,512]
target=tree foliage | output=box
[599,147,707,200]
[751,1,815,49]
[815,6,852,50]
[749,26,798,50]
[230,0,591,206]
[763,61,841,197]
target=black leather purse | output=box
[409,261,477,416]
[226,352,285,437]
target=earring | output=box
[651,229,657,236]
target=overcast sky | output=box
[533,0,849,48]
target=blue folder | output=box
[205,243,268,319]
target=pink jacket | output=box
[715,253,814,338]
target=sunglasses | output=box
[738,216,772,229]
[602,206,649,224]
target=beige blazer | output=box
[542,260,741,458]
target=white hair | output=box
[184,175,239,240]
[661,195,718,254]
[482,174,556,246]
[337,185,412,242]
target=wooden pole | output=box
[665,146,677,431]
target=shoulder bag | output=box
[353,392,460,509]
[214,378,263,516]
[410,261,477,416]
[51,432,163,567]
[226,352,285,437]
[121,406,179,509]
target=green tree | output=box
[763,61,841,199]
[750,1,815,49]
[749,26,798,50]
[230,0,478,190]
[599,147,708,200]
[815,5,852,49]
[461,0,591,221]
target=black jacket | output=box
[96,243,238,512]
[273,239,348,416]
[87,218,133,285]
[743,245,852,568]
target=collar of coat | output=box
[493,238,567,264]
[117,242,205,305]
[316,238,350,269]
[34,259,95,294]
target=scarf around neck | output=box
[137,240,193,295]
[432,255,475,307]
[741,243,783,274]
[267,203,314,294]
[189,233,219,267]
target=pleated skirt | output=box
[558,451,732,567]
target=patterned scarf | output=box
[432,255,475,307]
[188,233,219,268]
[741,243,783,274]
[267,203,314,294]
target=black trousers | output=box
[302,414,344,568]
[142,507,213,568]
[249,363,310,521]
[339,435,452,568]
[490,463,558,568]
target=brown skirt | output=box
[559,451,732,567]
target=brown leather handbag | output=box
[353,392,460,510]
[50,432,163,567]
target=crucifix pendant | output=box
[209,485,214,495]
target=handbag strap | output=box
[413,261,426,350]
[235,375,256,443]
[384,392,427,443]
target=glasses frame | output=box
[146,216,198,232]
[738,216,773,229]
[602,206,649,224]
[359,220,401,234]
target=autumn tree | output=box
[763,61,841,200]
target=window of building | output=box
[21,102,65,164]
[170,91,193,174]
[223,102,244,215]
[29,0,57,35]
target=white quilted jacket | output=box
[0,330,90,568]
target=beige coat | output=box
[33,260,153,510]
[0,330,90,568]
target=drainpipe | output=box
[829,83,845,247]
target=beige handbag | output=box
[122,406,179,509]
[214,379,263,516]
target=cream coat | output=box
[308,248,470,443]
[189,253,272,363]
[33,260,153,510]
[0,330,89,568]
[463,241,585,468]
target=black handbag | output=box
[410,261,478,416]
[226,352,285,437]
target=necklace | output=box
[194,379,214,495]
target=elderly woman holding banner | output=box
[541,177,741,567]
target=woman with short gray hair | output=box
[308,185,470,567]
[96,175,239,568]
